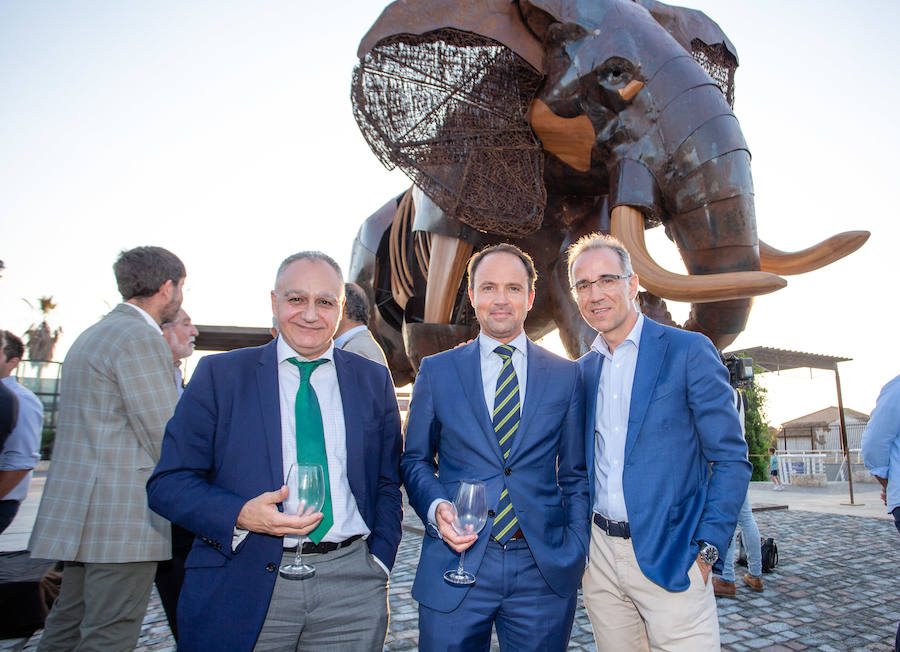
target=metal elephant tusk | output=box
[758,231,870,276]
[618,80,643,102]
[610,205,787,303]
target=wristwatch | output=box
[698,541,719,565]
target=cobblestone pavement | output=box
[3,503,897,651]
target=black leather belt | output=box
[593,513,630,539]
[284,534,362,554]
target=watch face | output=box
[700,543,718,564]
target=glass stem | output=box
[293,547,303,568]
[457,550,466,575]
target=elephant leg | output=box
[423,234,474,324]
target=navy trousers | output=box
[418,538,576,652]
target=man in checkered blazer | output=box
[30,246,186,651]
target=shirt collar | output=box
[122,302,162,334]
[333,324,368,350]
[277,334,334,365]
[590,313,644,360]
[478,330,529,360]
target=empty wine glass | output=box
[443,480,487,585]
[279,463,325,580]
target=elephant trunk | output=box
[612,63,778,348]
[659,142,767,348]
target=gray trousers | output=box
[36,560,157,652]
[253,539,389,651]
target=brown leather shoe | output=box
[712,576,736,597]
[743,573,764,592]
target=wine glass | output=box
[279,463,325,580]
[443,480,487,585]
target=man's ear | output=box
[158,279,175,300]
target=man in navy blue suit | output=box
[148,251,402,651]
[403,244,589,652]
[568,233,751,651]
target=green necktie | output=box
[287,358,332,544]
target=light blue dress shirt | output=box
[861,374,900,513]
[0,376,43,503]
[591,314,644,522]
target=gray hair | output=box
[343,283,370,325]
[274,251,343,290]
[566,233,633,285]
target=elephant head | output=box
[352,0,868,355]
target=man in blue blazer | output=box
[148,252,402,651]
[568,234,751,651]
[403,244,589,652]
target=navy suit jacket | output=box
[147,341,402,651]
[402,338,589,613]
[578,317,751,591]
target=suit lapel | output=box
[255,340,283,489]
[453,341,503,464]
[513,340,547,459]
[625,320,667,462]
[334,349,364,501]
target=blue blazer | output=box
[578,317,751,591]
[402,339,589,613]
[147,341,403,651]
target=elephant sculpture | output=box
[348,0,868,387]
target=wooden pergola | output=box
[724,345,860,505]
[193,325,273,352]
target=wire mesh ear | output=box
[352,29,547,238]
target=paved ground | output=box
[1,473,896,651]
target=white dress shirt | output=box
[591,313,644,522]
[276,336,370,549]
[122,302,162,334]
[427,330,529,528]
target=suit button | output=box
[266,562,276,572]
[505,467,511,476]
[487,510,496,518]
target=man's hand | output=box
[875,475,888,505]
[696,556,712,585]
[236,485,323,536]
[435,501,478,553]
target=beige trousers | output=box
[582,525,719,651]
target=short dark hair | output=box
[113,247,185,301]
[343,283,369,325]
[274,251,343,290]
[0,330,24,361]
[566,233,633,286]
[466,243,537,291]
[769,447,776,454]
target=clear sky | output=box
[2,0,898,427]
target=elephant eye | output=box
[598,57,635,86]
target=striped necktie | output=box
[491,344,520,544]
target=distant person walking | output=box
[861,373,900,651]
[0,330,42,534]
[713,389,764,597]
[769,447,783,491]
[29,246,186,652]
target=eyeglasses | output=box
[570,274,632,295]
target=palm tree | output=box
[23,296,62,362]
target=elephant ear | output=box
[352,0,548,237]
[633,0,739,106]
